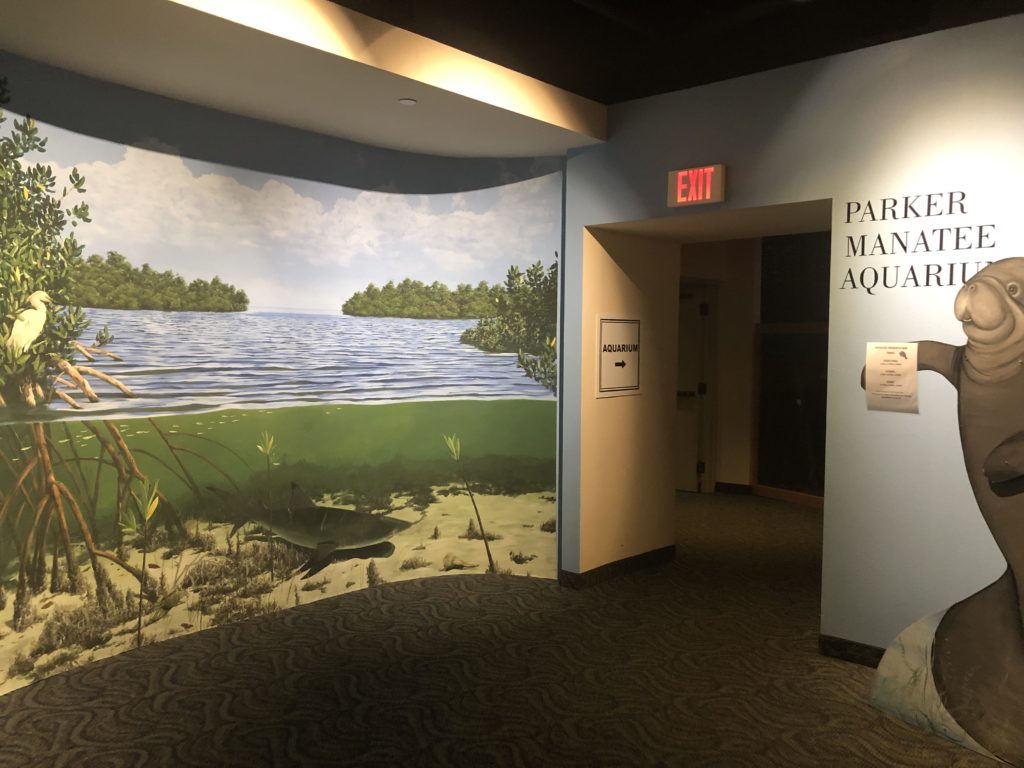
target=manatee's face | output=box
[955,259,1024,348]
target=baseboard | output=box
[818,634,884,668]
[714,482,752,495]
[559,545,675,589]
[753,485,824,510]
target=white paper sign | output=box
[598,318,640,397]
[865,342,918,413]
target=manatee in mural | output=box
[871,257,1024,764]
[219,483,418,578]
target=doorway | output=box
[566,200,832,576]
[753,232,830,502]
[673,232,830,503]
[675,283,716,492]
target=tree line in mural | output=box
[344,260,558,393]
[71,252,249,312]
[460,260,558,393]
[342,278,501,319]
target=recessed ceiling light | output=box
[398,97,418,106]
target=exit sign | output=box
[667,164,725,207]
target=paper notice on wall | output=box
[865,342,918,413]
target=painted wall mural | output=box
[0,84,559,694]
[871,259,1024,764]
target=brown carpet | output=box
[0,493,997,767]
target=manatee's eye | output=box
[1009,282,1020,297]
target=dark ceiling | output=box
[333,0,1024,104]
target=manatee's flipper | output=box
[340,541,394,561]
[297,540,339,579]
[916,340,961,387]
[862,342,961,390]
[984,432,1024,496]
[298,541,396,579]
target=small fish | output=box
[181,623,194,630]
[40,601,53,609]
[147,563,160,570]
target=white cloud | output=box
[426,247,483,273]
[44,137,561,310]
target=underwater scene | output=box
[0,81,559,693]
[0,400,556,695]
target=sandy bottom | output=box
[0,487,555,696]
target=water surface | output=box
[18,309,551,423]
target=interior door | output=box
[675,284,714,491]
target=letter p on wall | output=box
[667,164,725,207]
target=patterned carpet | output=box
[0,493,997,767]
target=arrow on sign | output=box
[614,360,626,368]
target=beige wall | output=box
[578,229,680,572]
[680,239,761,486]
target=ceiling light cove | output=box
[167,0,605,142]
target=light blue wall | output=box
[563,15,1024,647]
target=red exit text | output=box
[667,164,725,207]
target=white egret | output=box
[6,291,53,354]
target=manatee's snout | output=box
[956,277,1011,331]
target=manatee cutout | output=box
[984,432,1024,496]
[868,258,1024,765]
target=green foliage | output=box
[71,251,248,312]
[255,431,276,461]
[442,433,461,462]
[93,323,114,347]
[517,337,557,393]
[121,479,160,535]
[0,81,90,402]
[460,258,558,393]
[342,278,499,319]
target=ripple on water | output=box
[14,309,552,424]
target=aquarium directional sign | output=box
[597,318,640,397]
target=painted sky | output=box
[20,114,561,313]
